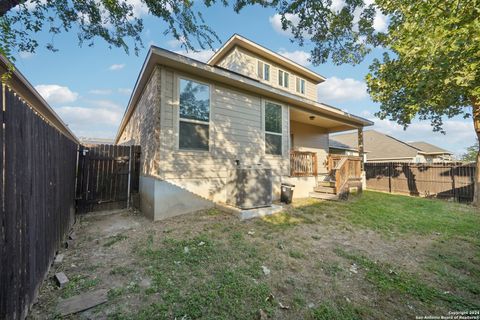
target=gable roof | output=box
[329,130,420,160]
[115,46,373,143]
[408,141,452,155]
[207,34,325,84]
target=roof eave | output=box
[115,47,372,143]
[207,34,326,84]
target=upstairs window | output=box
[257,61,270,81]
[296,77,306,94]
[179,78,210,151]
[265,102,282,156]
[278,70,289,88]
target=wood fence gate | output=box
[76,145,141,213]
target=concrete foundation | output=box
[139,176,215,221]
[282,175,327,198]
[138,174,326,220]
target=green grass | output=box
[311,302,364,320]
[289,249,306,259]
[308,191,480,239]
[104,233,128,247]
[334,248,480,310]
[116,233,275,319]
[61,275,100,298]
[110,266,134,276]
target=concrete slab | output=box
[238,204,285,220]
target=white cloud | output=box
[373,11,388,33]
[269,13,300,36]
[118,88,132,95]
[317,77,368,103]
[89,99,122,109]
[54,100,124,138]
[278,50,311,67]
[109,64,125,71]
[352,2,388,33]
[174,49,216,63]
[35,84,78,105]
[89,89,112,95]
[56,106,122,126]
[18,51,34,59]
[331,0,346,12]
[128,0,149,18]
[167,36,186,48]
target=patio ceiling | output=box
[290,107,359,133]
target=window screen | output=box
[179,78,210,150]
[265,102,282,155]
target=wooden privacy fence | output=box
[365,162,475,202]
[290,151,318,176]
[0,86,78,319]
[76,144,141,213]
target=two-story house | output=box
[115,34,372,220]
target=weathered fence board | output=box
[0,87,78,320]
[76,144,140,213]
[365,162,475,202]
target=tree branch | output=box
[0,0,21,17]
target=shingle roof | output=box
[408,141,452,154]
[329,130,420,160]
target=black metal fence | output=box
[365,162,475,202]
[0,86,78,319]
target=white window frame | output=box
[177,76,212,152]
[296,77,306,95]
[278,69,289,88]
[257,60,271,82]
[263,100,283,156]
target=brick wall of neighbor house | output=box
[290,120,329,174]
[217,46,318,102]
[118,66,161,178]
[157,67,290,202]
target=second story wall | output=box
[217,46,318,102]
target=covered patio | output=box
[288,107,366,198]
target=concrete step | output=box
[309,192,339,201]
[317,181,336,188]
[314,186,336,194]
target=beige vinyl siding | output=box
[290,120,329,174]
[217,47,318,102]
[158,68,290,184]
[118,66,161,178]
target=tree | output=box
[275,0,480,205]
[0,0,272,64]
[461,142,479,162]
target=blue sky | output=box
[12,2,475,156]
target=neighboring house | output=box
[115,34,372,220]
[79,137,115,147]
[329,130,454,163]
[407,141,454,163]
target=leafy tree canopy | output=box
[274,0,479,133]
[461,141,479,162]
[0,0,272,62]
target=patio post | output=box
[358,127,366,189]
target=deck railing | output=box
[290,151,318,177]
[327,155,363,195]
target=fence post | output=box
[388,163,392,193]
[451,165,456,201]
[127,145,132,209]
